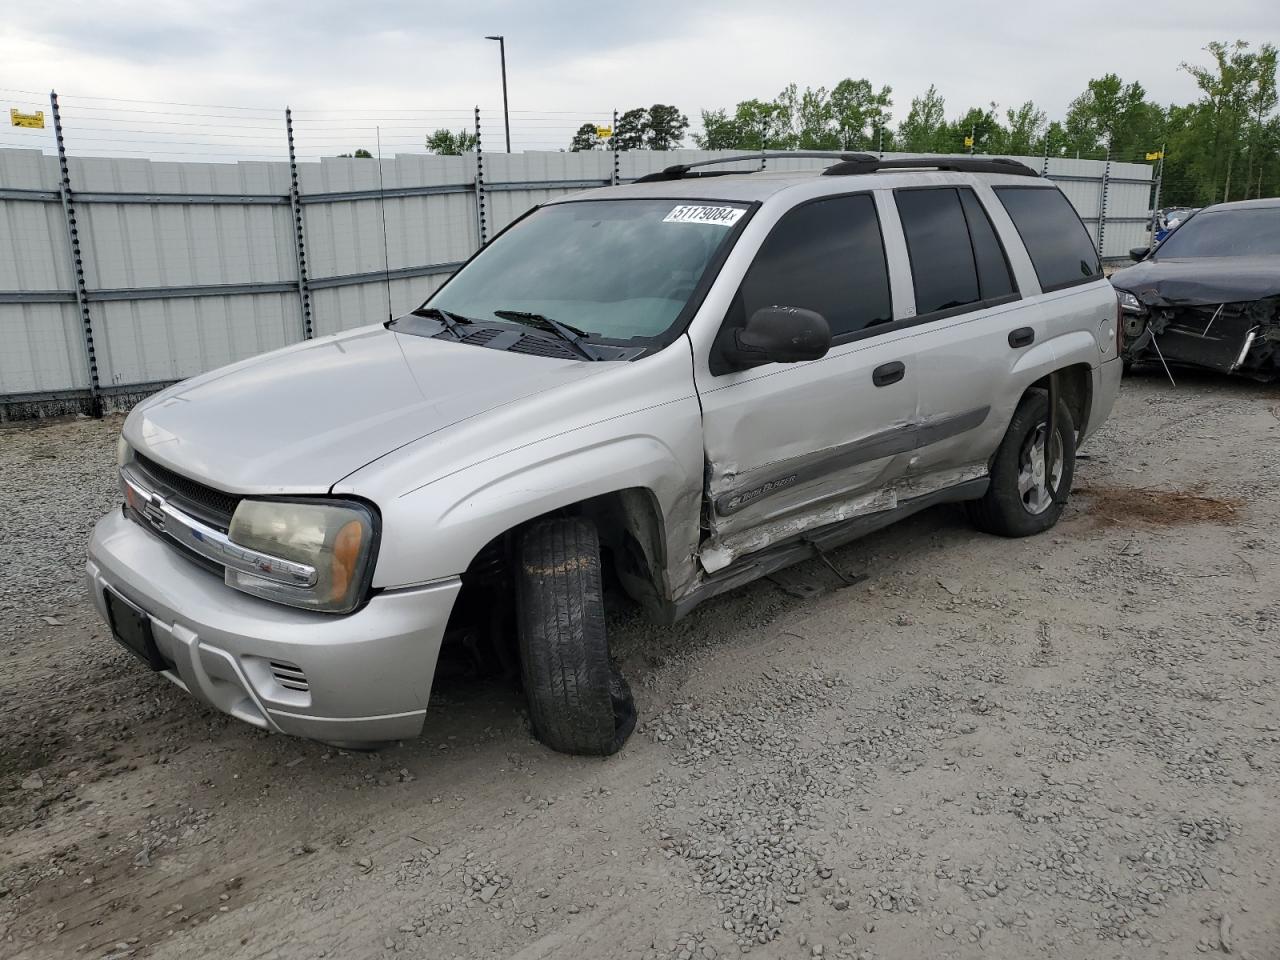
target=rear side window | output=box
[736,193,891,339]
[959,190,1016,300]
[895,187,1017,315]
[994,186,1102,291]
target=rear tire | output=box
[515,517,636,756]
[967,389,1076,538]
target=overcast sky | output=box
[2,0,1277,158]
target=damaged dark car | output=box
[1111,197,1280,381]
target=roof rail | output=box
[822,155,1041,178]
[633,151,866,183]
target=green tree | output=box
[644,104,689,149]
[1062,74,1163,160]
[829,78,893,150]
[693,108,743,149]
[947,104,1006,154]
[613,108,648,150]
[1183,40,1279,201]
[337,148,373,159]
[569,123,605,151]
[425,128,477,155]
[1004,101,1047,156]
[897,85,947,152]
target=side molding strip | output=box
[714,406,989,516]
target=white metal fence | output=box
[0,146,1152,418]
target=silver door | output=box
[690,191,919,572]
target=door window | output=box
[734,194,892,340]
[895,187,1017,316]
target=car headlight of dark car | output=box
[1116,289,1144,314]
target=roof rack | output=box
[633,151,866,183]
[631,151,1042,184]
[822,154,1041,178]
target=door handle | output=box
[872,361,905,387]
[1008,327,1035,348]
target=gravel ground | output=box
[1,370,1278,960]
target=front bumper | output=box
[86,508,461,744]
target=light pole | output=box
[484,35,511,154]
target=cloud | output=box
[1,0,1276,157]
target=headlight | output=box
[116,435,131,468]
[1116,289,1144,314]
[226,499,379,614]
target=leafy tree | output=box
[580,105,690,152]
[1004,101,1048,156]
[337,149,373,159]
[425,128,478,155]
[613,108,648,150]
[570,123,606,151]
[897,85,947,152]
[829,78,893,150]
[693,108,742,149]
[947,104,1006,154]
[645,104,689,150]
[1062,74,1164,160]
[1182,40,1279,201]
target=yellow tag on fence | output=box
[10,109,45,128]
[596,126,613,139]
[963,135,974,148]
[1145,150,1164,161]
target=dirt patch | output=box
[1075,483,1240,528]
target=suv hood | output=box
[1110,256,1280,307]
[125,324,609,494]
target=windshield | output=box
[424,198,747,342]
[1157,208,1280,258]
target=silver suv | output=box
[87,153,1122,755]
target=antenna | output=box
[375,125,393,323]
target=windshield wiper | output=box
[493,309,605,361]
[406,306,475,340]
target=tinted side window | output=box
[994,186,1102,291]
[958,189,1016,300]
[894,188,980,314]
[737,194,891,338]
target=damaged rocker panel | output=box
[713,407,990,516]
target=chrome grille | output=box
[132,454,241,530]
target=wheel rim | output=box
[1017,422,1064,515]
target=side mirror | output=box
[723,306,831,370]
[1129,246,1150,262]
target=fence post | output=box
[474,105,488,247]
[1097,145,1112,260]
[611,109,619,186]
[284,108,314,340]
[1041,137,1050,176]
[50,91,103,417]
[1147,145,1165,243]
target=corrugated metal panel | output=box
[311,275,450,337]
[94,292,298,386]
[0,302,88,392]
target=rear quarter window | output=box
[994,186,1102,292]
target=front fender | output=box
[355,403,705,590]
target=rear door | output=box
[692,191,920,571]
[888,184,1029,477]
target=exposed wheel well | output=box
[455,488,669,628]
[1031,363,1092,437]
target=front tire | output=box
[967,389,1076,537]
[515,517,636,756]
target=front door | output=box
[692,191,919,572]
